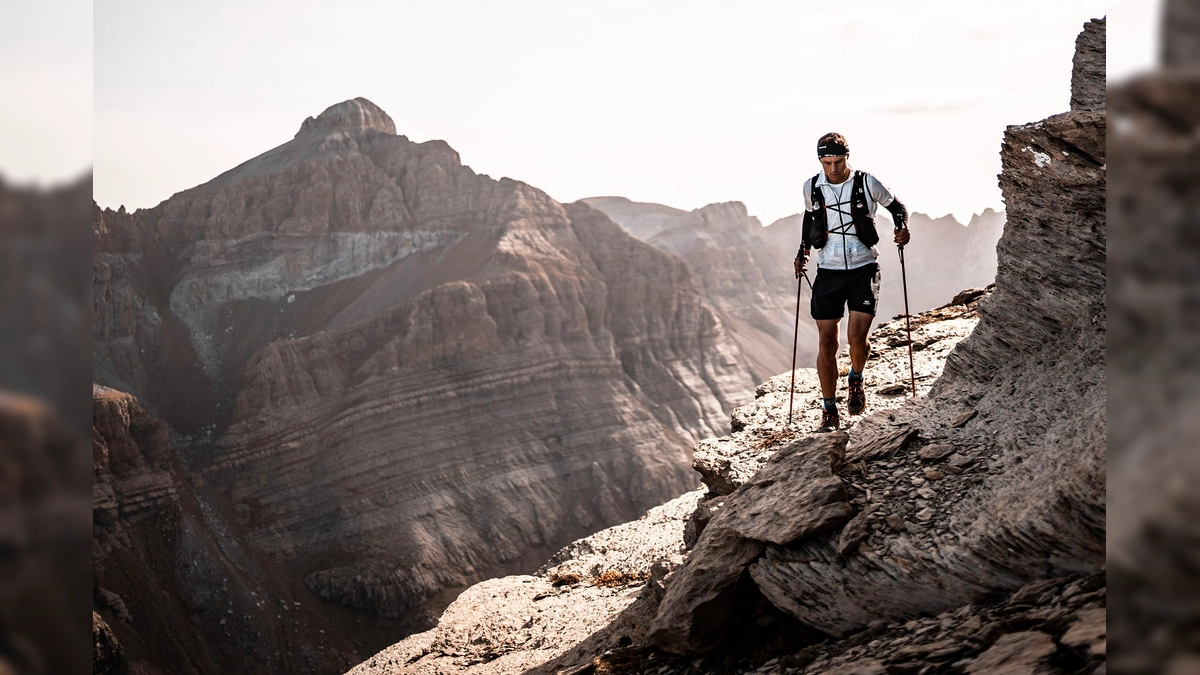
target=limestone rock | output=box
[949,410,976,427]
[296,97,397,138]
[917,443,956,461]
[718,433,852,545]
[1071,18,1106,112]
[348,489,703,675]
[644,518,765,654]
[846,426,919,462]
[966,631,1057,674]
[835,508,873,556]
[93,385,364,675]
[1061,607,1106,655]
[777,572,1106,675]
[538,489,704,581]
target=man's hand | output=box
[794,250,807,279]
[894,226,911,248]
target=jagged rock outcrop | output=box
[93,611,125,675]
[1071,19,1105,112]
[93,96,756,662]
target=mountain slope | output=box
[92,98,757,673]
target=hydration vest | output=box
[801,171,880,249]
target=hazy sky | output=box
[0,0,92,187]
[90,1,1130,223]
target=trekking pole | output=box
[897,236,917,396]
[787,268,803,427]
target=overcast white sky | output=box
[29,2,1151,222]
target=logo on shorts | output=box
[863,300,871,306]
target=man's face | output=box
[820,155,851,183]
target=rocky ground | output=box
[344,290,1100,675]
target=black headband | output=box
[817,142,849,157]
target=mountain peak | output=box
[295,97,396,138]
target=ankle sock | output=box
[822,397,837,411]
[848,368,863,382]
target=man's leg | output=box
[846,311,874,373]
[816,319,841,399]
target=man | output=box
[794,132,910,432]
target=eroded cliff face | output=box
[93,97,756,659]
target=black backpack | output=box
[801,171,880,249]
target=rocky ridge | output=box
[347,17,1105,675]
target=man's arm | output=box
[884,196,908,230]
[866,173,909,237]
[794,246,808,279]
[886,197,911,246]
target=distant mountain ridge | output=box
[585,197,1004,380]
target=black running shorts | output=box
[810,263,881,320]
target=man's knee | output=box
[818,332,840,353]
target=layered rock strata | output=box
[1071,18,1106,112]
[93,96,756,658]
